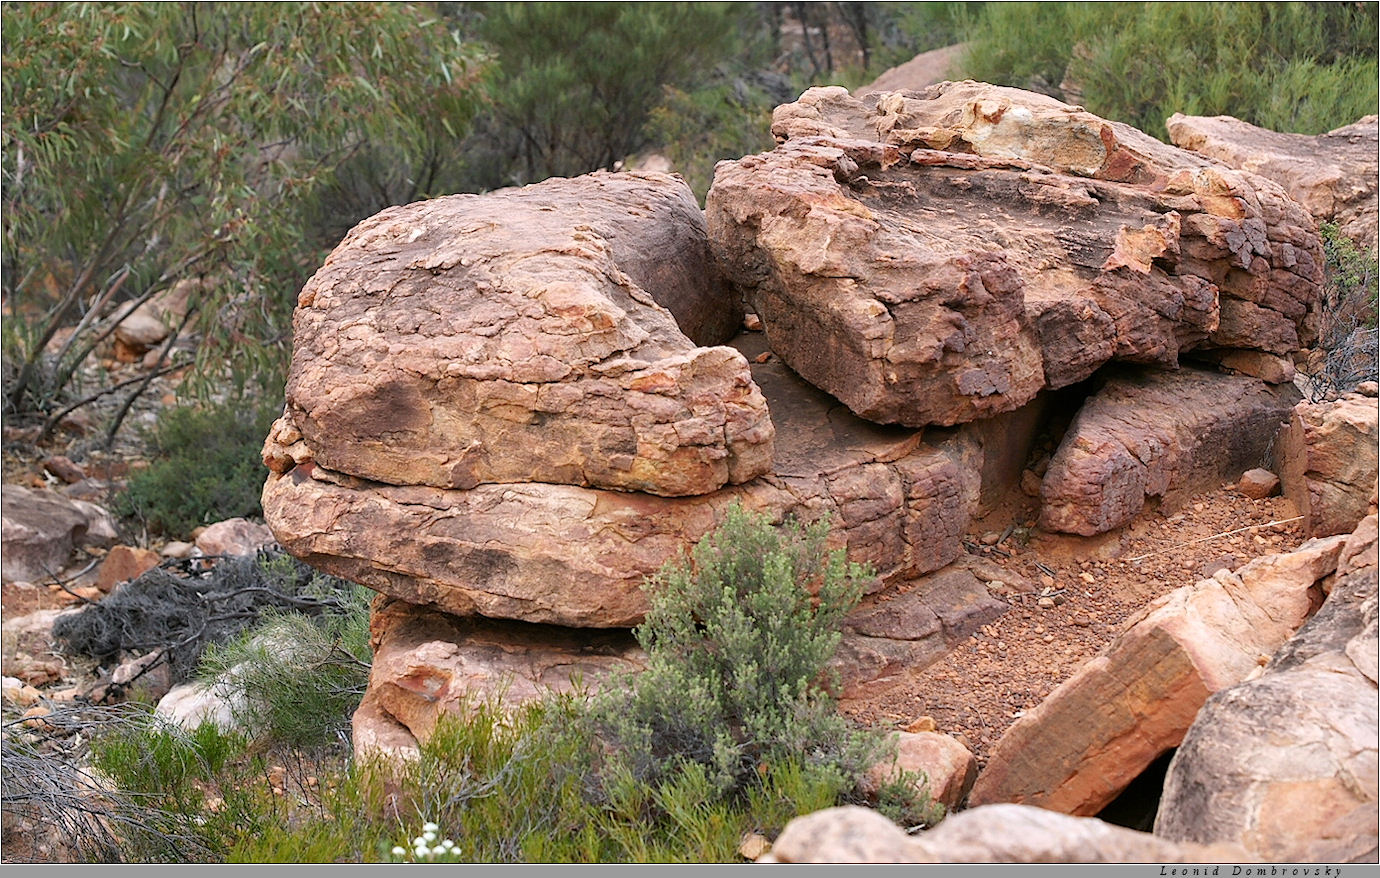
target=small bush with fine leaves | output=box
[589,503,892,805]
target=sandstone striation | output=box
[967,533,1348,816]
[358,596,645,753]
[1277,391,1380,537]
[267,171,771,498]
[1039,366,1299,536]
[1168,113,1379,251]
[706,82,1323,428]
[1155,515,1378,863]
[833,563,1008,701]
[264,334,981,628]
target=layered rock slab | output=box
[706,82,1323,428]
[1155,515,1379,863]
[263,333,981,628]
[1168,113,1379,251]
[354,596,645,756]
[1,486,117,583]
[1278,390,1379,538]
[267,170,771,498]
[833,561,1008,701]
[966,534,1349,816]
[1039,366,1300,536]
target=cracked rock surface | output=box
[268,170,771,498]
[706,82,1323,428]
[264,332,981,628]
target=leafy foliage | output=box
[462,2,746,187]
[1309,223,1379,400]
[112,399,278,537]
[590,504,888,803]
[959,2,1379,138]
[2,3,486,421]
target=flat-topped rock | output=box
[1168,113,1379,251]
[264,333,981,628]
[707,83,1323,428]
[1039,366,1300,536]
[267,171,771,498]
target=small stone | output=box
[42,456,86,485]
[985,579,1008,594]
[1052,594,1067,606]
[1072,613,1092,627]
[1078,571,1096,584]
[1237,468,1280,500]
[2,677,42,708]
[1034,625,1045,634]
[738,832,771,861]
[1043,634,1055,643]
[905,716,937,733]
[1039,574,1056,589]
[980,531,1002,546]
[1356,381,1378,397]
[21,705,53,730]
[1038,597,1056,609]
[1020,469,1043,497]
[161,541,197,559]
[742,313,763,332]
[752,351,772,364]
[95,545,161,591]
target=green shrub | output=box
[1310,222,1379,400]
[589,503,899,807]
[196,580,373,751]
[958,2,1379,138]
[113,399,278,538]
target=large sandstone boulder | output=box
[1155,515,1378,863]
[1168,113,1379,251]
[706,82,1323,428]
[267,171,771,498]
[1278,391,1379,537]
[1039,366,1300,536]
[264,334,981,628]
[1,486,117,583]
[763,804,1248,863]
[356,596,645,756]
[967,533,1349,816]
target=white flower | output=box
[432,846,447,856]
[423,821,439,833]
[413,837,426,847]
[391,846,407,857]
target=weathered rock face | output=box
[967,533,1348,816]
[268,171,771,498]
[763,804,1249,864]
[1,486,117,583]
[359,597,644,753]
[1278,391,1379,538]
[1168,113,1379,251]
[194,517,275,557]
[706,82,1323,429]
[863,730,979,812]
[1155,515,1378,863]
[264,334,981,628]
[834,562,1008,701]
[1039,366,1300,536]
